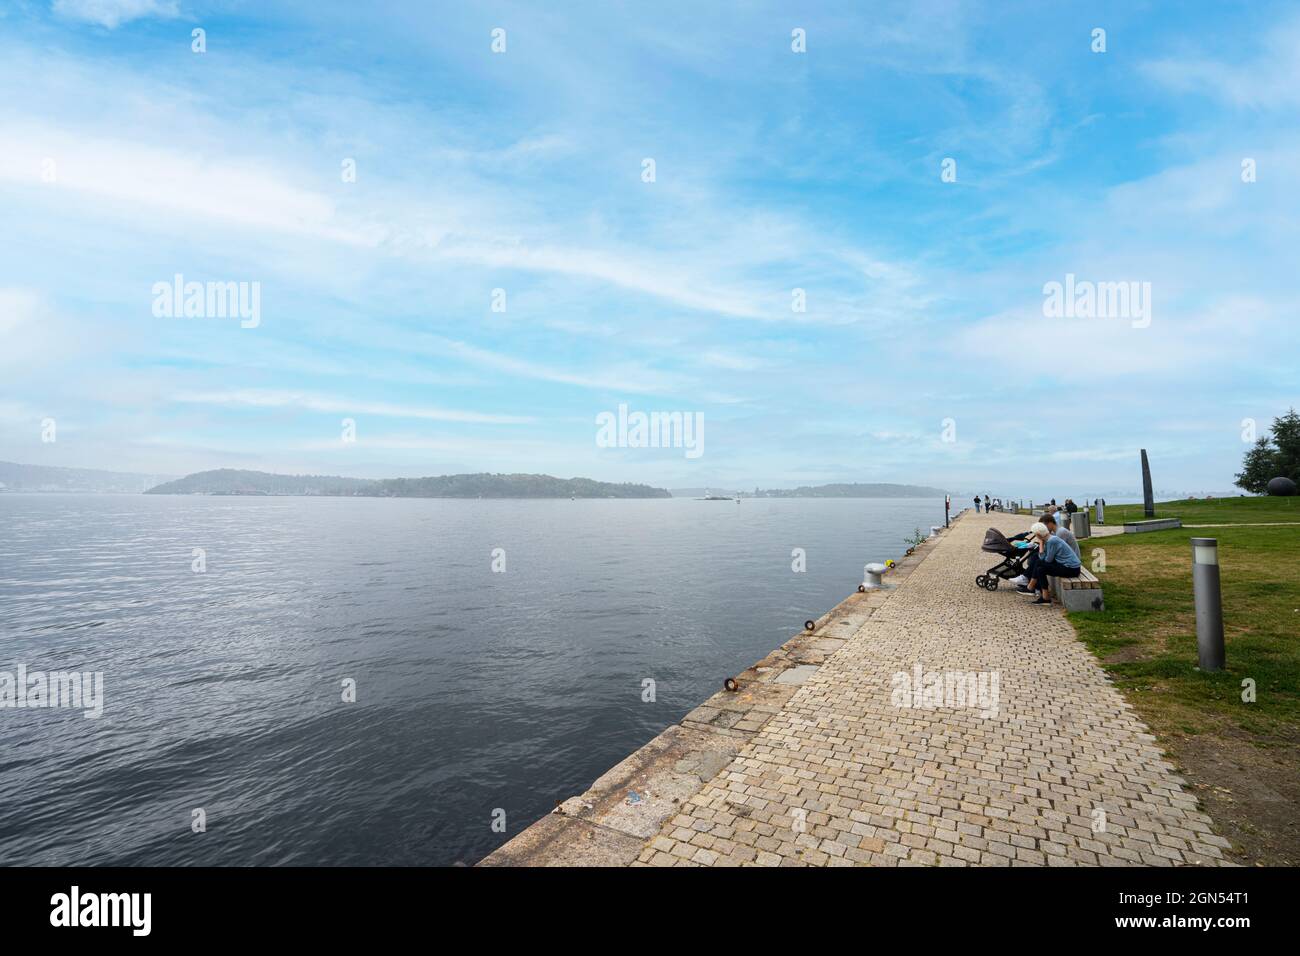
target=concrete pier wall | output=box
[478,522,951,866]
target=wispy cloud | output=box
[1143,16,1300,109]
[52,0,179,29]
[170,390,535,425]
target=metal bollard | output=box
[1191,538,1226,671]
[1095,498,1105,525]
[863,563,887,589]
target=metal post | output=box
[1191,538,1225,671]
[1095,498,1105,525]
[944,494,950,528]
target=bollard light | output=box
[1190,537,1226,671]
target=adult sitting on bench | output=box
[1048,512,1080,559]
[1025,521,1080,605]
[1013,514,1073,591]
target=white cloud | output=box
[52,0,179,29]
[414,337,687,396]
[0,121,376,246]
[0,44,929,330]
[170,390,535,425]
[697,350,765,371]
[0,288,74,370]
[0,287,42,339]
[951,297,1278,383]
[1044,448,1137,463]
[1143,18,1300,109]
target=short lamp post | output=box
[1191,537,1226,671]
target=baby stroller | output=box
[976,527,1032,591]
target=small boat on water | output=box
[698,490,734,501]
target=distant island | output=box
[144,469,672,499]
[0,460,176,494]
[741,482,948,498]
[3,461,941,500]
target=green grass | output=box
[1068,515,1300,736]
[1097,495,1300,526]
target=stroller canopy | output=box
[981,527,1014,554]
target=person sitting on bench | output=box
[1045,512,1080,559]
[1026,521,1080,605]
[1017,516,1070,593]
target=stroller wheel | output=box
[985,577,999,591]
[975,575,988,589]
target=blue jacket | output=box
[1041,534,1081,568]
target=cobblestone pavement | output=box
[636,513,1231,867]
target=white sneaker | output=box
[1010,575,1028,586]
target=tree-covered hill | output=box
[145,469,671,498]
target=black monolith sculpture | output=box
[1140,449,1155,517]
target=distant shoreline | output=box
[2,489,952,500]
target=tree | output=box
[1235,409,1300,493]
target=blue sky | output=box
[1,0,1297,495]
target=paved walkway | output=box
[636,513,1230,867]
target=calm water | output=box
[0,494,944,866]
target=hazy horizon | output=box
[0,457,1234,500]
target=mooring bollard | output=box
[930,525,942,538]
[863,562,887,589]
[1191,537,1226,671]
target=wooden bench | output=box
[1050,567,1104,612]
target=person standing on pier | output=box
[973,495,982,513]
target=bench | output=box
[1124,518,1181,533]
[1050,567,1104,612]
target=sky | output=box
[1,0,1297,496]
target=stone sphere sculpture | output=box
[1267,476,1297,496]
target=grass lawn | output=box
[1096,495,1300,526]
[1067,497,1299,865]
